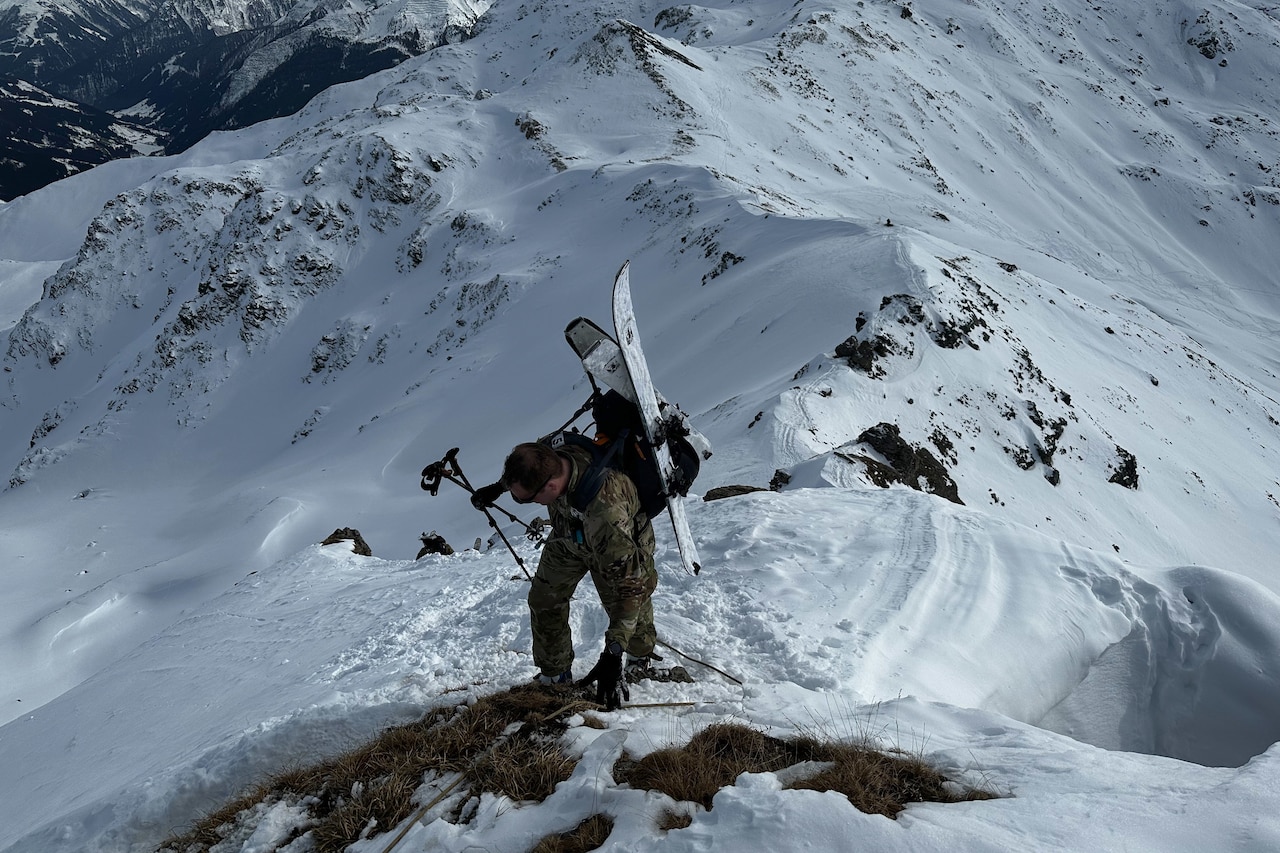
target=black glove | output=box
[470,481,505,510]
[579,643,629,710]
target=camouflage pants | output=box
[527,536,658,677]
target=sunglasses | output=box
[511,473,554,504]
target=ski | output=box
[565,316,710,458]
[568,313,711,450]
[565,316,635,402]
[563,266,707,576]
[611,261,704,576]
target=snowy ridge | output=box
[0,0,1278,850]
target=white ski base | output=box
[610,261,703,576]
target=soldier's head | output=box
[502,443,569,505]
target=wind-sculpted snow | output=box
[686,488,1280,767]
[3,489,1279,851]
[1045,561,1280,768]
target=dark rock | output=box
[1108,446,1139,489]
[841,422,963,504]
[834,334,895,376]
[704,485,768,502]
[322,527,373,556]
[416,530,455,558]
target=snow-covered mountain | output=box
[1,0,1278,850]
[0,78,165,201]
[0,0,488,196]
[0,0,155,78]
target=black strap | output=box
[568,429,629,513]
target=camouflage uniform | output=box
[528,446,657,678]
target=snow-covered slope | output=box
[5,491,1280,851]
[0,0,1278,850]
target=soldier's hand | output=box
[471,482,505,510]
[578,643,629,711]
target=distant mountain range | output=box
[0,78,164,200]
[0,0,488,200]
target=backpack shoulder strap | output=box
[548,430,628,514]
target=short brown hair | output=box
[501,443,560,492]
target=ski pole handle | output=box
[420,447,462,494]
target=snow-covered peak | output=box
[275,0,490,41]
[0,1,1278,850]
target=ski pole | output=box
[656,639,744,685]
[420,448,538,580]
[420,449,533,530]
[379,697,597,853]
[447,451,536,580]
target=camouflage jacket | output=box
[548,446,655,584]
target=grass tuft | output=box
[470,733,578,801]
[530,814,615,853]
[657,808,694,831]
[616,721,996,817]
[158,694,997,853]
[157,684,587,853]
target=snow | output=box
[7,494,1280,851]
[1,0,1279,851]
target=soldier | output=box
[473,440,657,709]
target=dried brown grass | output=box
[530,814,615,853]
[158,782,278,852]
[617,722,996,818]
[158,694,996,853]
[157,684,586,853]
[657,809,694,831]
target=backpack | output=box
[545,390,700,519]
